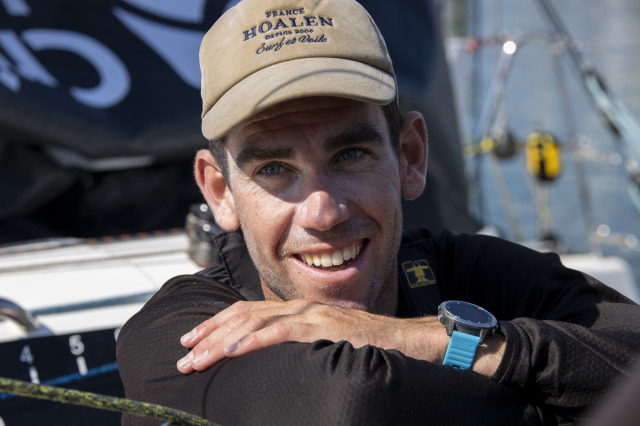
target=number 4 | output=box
[19,345,33,364]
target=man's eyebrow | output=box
[235,144,293,169]
[325,125,386,152]
[234,125,385,168]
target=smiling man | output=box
[116,0,640,425]
[199,97,415,314]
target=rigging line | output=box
[468,34,523,239]
[537,0,640,216]
[536,0,640,174]
[535,0,587,72]
[552,46,600,255]
[0,362,118,402]
[0,377,217,426]
[488,153,523,241]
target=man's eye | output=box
[258,163,283,175]
[340,149,363,161]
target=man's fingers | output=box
[223,321,296,357]
[176,351,195,374]
[176,300,341,374]
[177,316,287,373]
[179,300,269,347]
[180,299,314,348]
[177,333,239,373]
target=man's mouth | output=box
[295,241,363,270]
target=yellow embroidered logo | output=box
[402,260,436,289]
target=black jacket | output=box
[116,229,640,425]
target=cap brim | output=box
[202,57,396,141]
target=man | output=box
[116,0,640,424]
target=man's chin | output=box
[273,288,371,311]
[262,275,378,312]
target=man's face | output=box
[223,97,406,314]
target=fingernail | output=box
[181,329,198,344]
[177,352,193,369]
[192,350,208,365]
[224,341,240,355]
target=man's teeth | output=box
[301,243,362,268]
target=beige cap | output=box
[200,0,397,140]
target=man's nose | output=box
[295,179,349,231]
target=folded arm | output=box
[116,275,542,425]
[176,298,506,378]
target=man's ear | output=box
[194,149,240,231]
[398,111,428,200]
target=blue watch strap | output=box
[443,330,480,369]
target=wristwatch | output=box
[437,300,498,370]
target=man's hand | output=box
[177,299,446,372]
[176,300,504,377]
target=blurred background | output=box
[442,0,640,291]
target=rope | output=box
[0,377,217,426]
[0,363,119,402]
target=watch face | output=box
[444,301,495,326]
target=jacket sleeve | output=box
[116,274,552,426]
[432,231,640,421]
